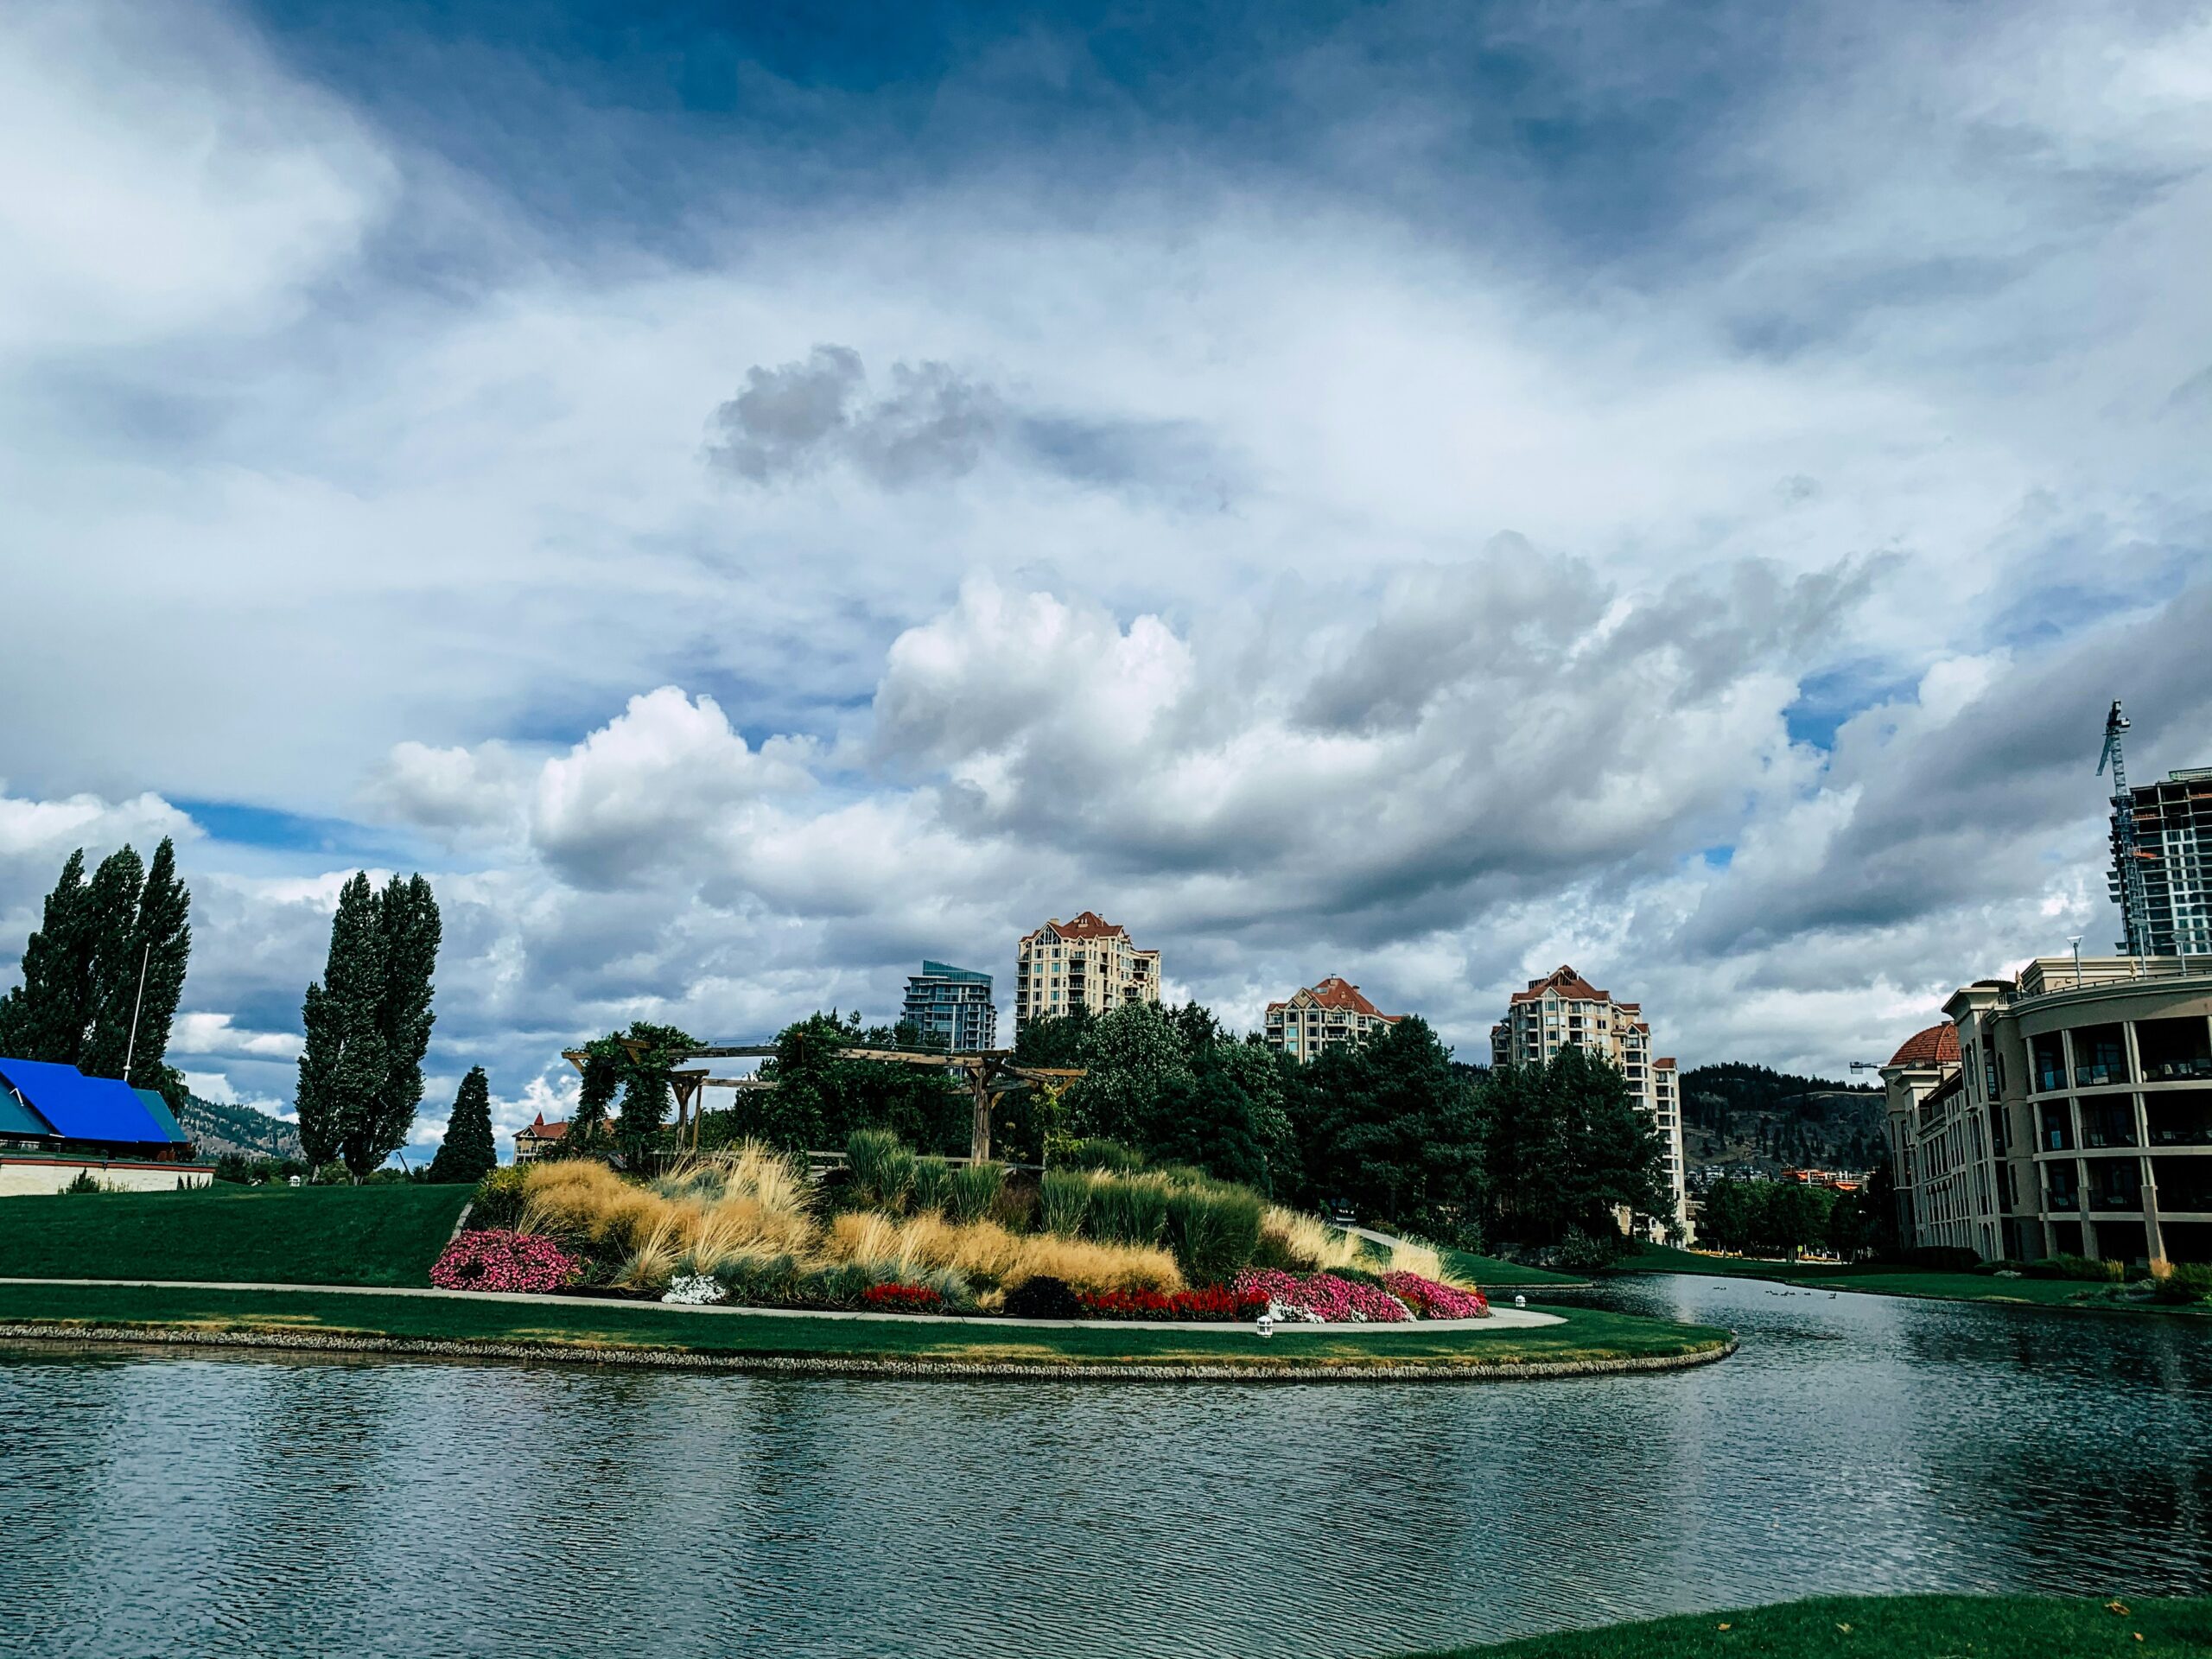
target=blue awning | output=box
[0,1058,173,1144]
[130,1087,192,1145]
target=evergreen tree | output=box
[427,1065,496,1184]
[1283,1016,1483,1236]
[0,849,94,1060]
[371,874,441,1170]
[122,838,193,1090]
[1,842,192,1081]
[296,874,390,1176]
[77,845,146,1079]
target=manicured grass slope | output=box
[0,1282,1730,1370]
[1407,1595,2212,1659]
[1617,1244,2208,1314]
[1440,1248,1589,1287]
[0,1186,472,1287]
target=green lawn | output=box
[0,1185,472,1287]
[1403,1594,2212,1659]
[1612,1243,2208,1315]
[0,1281,1731,1372]
[1440,1247,1591,1288]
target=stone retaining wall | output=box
[0,1320,1737,1383]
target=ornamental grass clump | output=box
[1383,1270,1491,1319]
[1039,1168,1091,1237]
[1163,1185,1263,1286]
[948,1160,1005,1224]
[431,1229,576,1294]
[1255,1207,1364,1274]
[911,1156,954,1214]
[1086,1173,1168,1247]
[847,1128,917,1213]
[826,1210,1181,1294]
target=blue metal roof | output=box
[0,1058,172,1144]
[130,1087,192,1145]
[0,1076,50,1138]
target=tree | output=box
[1149,1035,1293,1193]
[1,841,193,1083]
[1826,1186,1869,1260]
[296,874,388,1175]
[1284,1016,1482,1236]
[371,874,442,1170]
[1065,1002,1192,1147]
[428,1066,497,1184]
[731,1012,966,1154]
[1471,1046,1668,1248]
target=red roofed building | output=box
[1014,912,1160,1033]
[1264,976,1402,1061]
[514,1113,570,1163]
[1491,965,1688,1236]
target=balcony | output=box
[2075,1064,2127,1088]
[2081,1103,2139,1149]
[2034,1066,2067,1094]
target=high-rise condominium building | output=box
[1264,977,1401,1060]
[1884,954,2212,1267]
[2112,766,2212,956]
[900,961,998,1052]
[1014,912,1160,1033]
[1490,965,1688,1235]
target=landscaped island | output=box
[0,1137,1732,1379]
[1395,1593,2212,1658]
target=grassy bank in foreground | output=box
[0,1283,1731,1371]
[1406,1594,2212,1658]
[0,1186,472,1287]
[1614,1243,2209,1315]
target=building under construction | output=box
[2104,702,2212,957]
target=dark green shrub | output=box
[60,1169,108,1195]
[1057,1138,1143,1173]
[1003,1276,1083,1319]
[1553,1228,1619,1271]
[912,1156,953,1213]
[1903,1245,1982,1273]
[1163,1186,1262,1285]
[1086,1176,1167,1246]
[1249,1225,1300,1272]
[1039,1169,1091,1236]
[1331,1265,1388,1290]
[949,1160,1006,1224]
[2024,1254,2120,1282]
[469,1166,528,1230]
[848,1128,916,1212]
[2152,1262,2212,1304]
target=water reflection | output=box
[3,1278,2208,1659]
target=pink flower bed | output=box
[431,1229,575,1294]
[1230,1268,1411,1324]
[1384,1271,1491,1319]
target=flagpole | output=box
[121,941,151,1084]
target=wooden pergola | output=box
[562,1039,1083,1161]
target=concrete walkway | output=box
[0,1276,1564,1332]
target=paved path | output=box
[0,1275,1563,1332]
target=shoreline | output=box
[0,1319,1737,1382]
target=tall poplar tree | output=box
[427,1065,495,1184]
[296,874,390,1176]
[1,840,194,1083]
[372,874,441,1170]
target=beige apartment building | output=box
[1264,976,1401,1060]
[1884,956,2212,1265]
[1014,912,1160,1033]
[1490,965,1689,1236]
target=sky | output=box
[3,0,2210,1160]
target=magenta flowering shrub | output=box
[1230,1268,1411,1324]
[1383,1271,1491,1319]
[430,1228,576,1294]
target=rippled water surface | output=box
[4,1277,2210,1659]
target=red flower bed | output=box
[1077,1286,1271,1322]
[430,1229,575,1294]
[862,1282,944,1313]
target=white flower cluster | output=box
[1268,1299,1325,1325]
[662,1274,727,1306]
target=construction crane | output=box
[2099,699,2152,955]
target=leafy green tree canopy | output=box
[428,1065,497,1184]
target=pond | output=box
[3,1276,2209,1659]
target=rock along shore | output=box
[0,1319,1736,1383]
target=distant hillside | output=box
[178,1093,302,1162]
[1679,1062,1884,1174]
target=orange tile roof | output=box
[1509,964,1611,1004]
[1887,1024,1961,1068]
[518,1113,569,1140]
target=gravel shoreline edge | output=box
[0,1320,1737,1382]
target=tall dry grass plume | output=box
[1261,1207,1364,1273]
[827,1210,1182,1293]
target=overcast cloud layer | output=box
[3,0,2209,1157]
